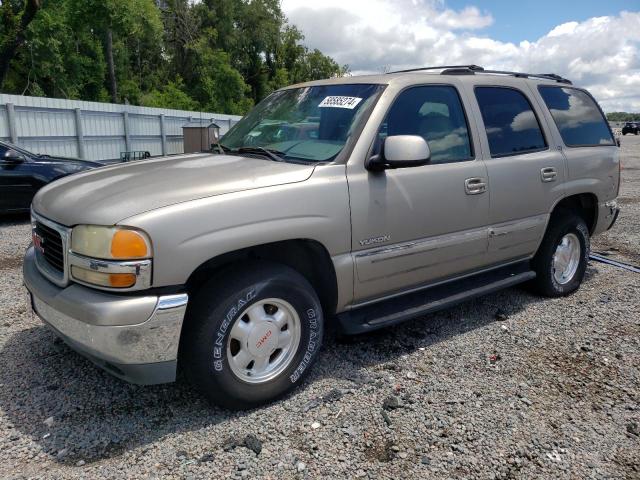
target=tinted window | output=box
[379,85,473,164]
[475,87,546,157]
[538,86,614,146]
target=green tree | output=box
[1,0,348,114]
[140,77,198,110]
[0,0,41,88]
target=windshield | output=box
[221,83,383,162]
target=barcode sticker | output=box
[318,96,363,109]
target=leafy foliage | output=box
[606,112,640,122]
[0,0,349,114]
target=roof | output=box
[285,65,573,90]
[182,120,221,129]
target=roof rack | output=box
[387,65,572,85]
[387,65,485,74]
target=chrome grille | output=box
[35,221,64,272]
[31,211,71,287]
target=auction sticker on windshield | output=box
[318,96,363,109]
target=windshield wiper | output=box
[237,146,286,162]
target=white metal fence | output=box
[0,94,241,161]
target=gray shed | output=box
[182,120,221,153]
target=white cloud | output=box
[282,1,640,111]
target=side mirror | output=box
[366,135,430,171]
[4,149,26,163]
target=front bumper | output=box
[23,246,188,384]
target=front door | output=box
[347,84,490,304]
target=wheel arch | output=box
[184,238,339,317]
[550,192,598,235]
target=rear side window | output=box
[475,87,547,157]
[379,85,473,164]
[538,86,614,147]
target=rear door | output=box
[464,80,566,265]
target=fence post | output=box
[6,103,18,143]
[74,108,86,159]
[123,111,131,152]
[160,114,167,156]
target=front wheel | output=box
[530,212,590,297]
[181,262,324,409]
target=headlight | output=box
[69,225,152,290]
[71,225,152,260]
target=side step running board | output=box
[337,262,535,335]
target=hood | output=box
[33,153,315,226]
[34,155,103,169]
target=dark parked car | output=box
[0,141,101,214]
[621,122,640,135]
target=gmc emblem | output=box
[33,231,45,253]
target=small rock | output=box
[43,416,55,428]
[406,371,417,380]
[244,434,262,455]
[421,456,431,465]
[398,452,408,459]
[627,421,639,437]
[56,449,68,461]
[296,461,306,472]
[521,397,533,406]
[381,410,392,426]
[581,345,592,352]
[76,460,85,467]
[391,445,401,452]
[176,450,188,459]
[383,395,403,410]
[311,422,321,430]
[303,397,322,412]
[323,388,343,403]
[200,453,215,463]
[223,436,240,451]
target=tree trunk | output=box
[0,0,41,89]
[106,29,118,103]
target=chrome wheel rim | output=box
[226,298,301,384]
[552,233,581,285]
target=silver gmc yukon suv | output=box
[23,65,620,409]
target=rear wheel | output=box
[181,262,324,409]
[530,211,590,297]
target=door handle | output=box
[540,167,557,182]
[465,177,487,195]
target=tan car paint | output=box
[30,72,619,314]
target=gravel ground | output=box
[0,137,639,479]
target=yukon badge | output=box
[359,234,391,246]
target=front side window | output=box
[538,86,614,147]
[475,87,547,157]
[221,84,383,162]
[377,85,473,164]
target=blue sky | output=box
[446,0,638,42]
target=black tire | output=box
[181,262,324,410]
[530,211,590,297]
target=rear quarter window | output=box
[538,86,614,147]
